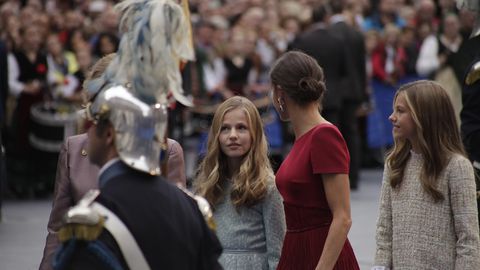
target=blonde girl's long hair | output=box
[194,96,274,208]
[386,80,466,202]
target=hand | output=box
[23,80,41,95]
[438,54,447,66]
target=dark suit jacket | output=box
[330,20,367,102]
[56,161,222,270]
[289,24,347,111]
[40,133,186,270]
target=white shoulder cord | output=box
[91,202,151,270]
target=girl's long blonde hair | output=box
[386,80,466,201]
[194,96,274,208]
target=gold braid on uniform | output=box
[58,216,105,242]
[466,61,480,85]
[57,189,105,242]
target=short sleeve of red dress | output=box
[310,124,350,175]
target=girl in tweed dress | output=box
[373,80,480,270]
[194,96,285,270]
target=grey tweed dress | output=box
[375,153,480,269]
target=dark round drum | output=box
[29,102,79,153]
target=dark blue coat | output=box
[55,160,222,270]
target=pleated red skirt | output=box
[276,203,360,270]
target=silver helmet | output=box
[86,84,168,175]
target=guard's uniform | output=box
[53,161,222,270]
[460,35,480,226]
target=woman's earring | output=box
[277,98,284,112]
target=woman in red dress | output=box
[269,51,359,270]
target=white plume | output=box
[107,0,195,106]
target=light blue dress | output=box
[214,179,286,270]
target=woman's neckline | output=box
[295,122,332,142]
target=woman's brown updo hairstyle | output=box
[269,51,326,106]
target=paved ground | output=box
[349,169,384,268]
[0,168,383,270]
[0,199,51,270]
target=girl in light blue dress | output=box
[194,96,285,270]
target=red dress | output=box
[276,123,359,270]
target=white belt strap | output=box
[91,202,150,270]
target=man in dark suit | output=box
[328,2,368,190]
[289,4,366,188]
[288,4,348,126]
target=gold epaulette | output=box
[177,185,217,231]
[58,189,105,242]
[58,217,105,242]
[465,61,480,86]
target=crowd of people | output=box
[0,0,478,193]
[0,0,480,269]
